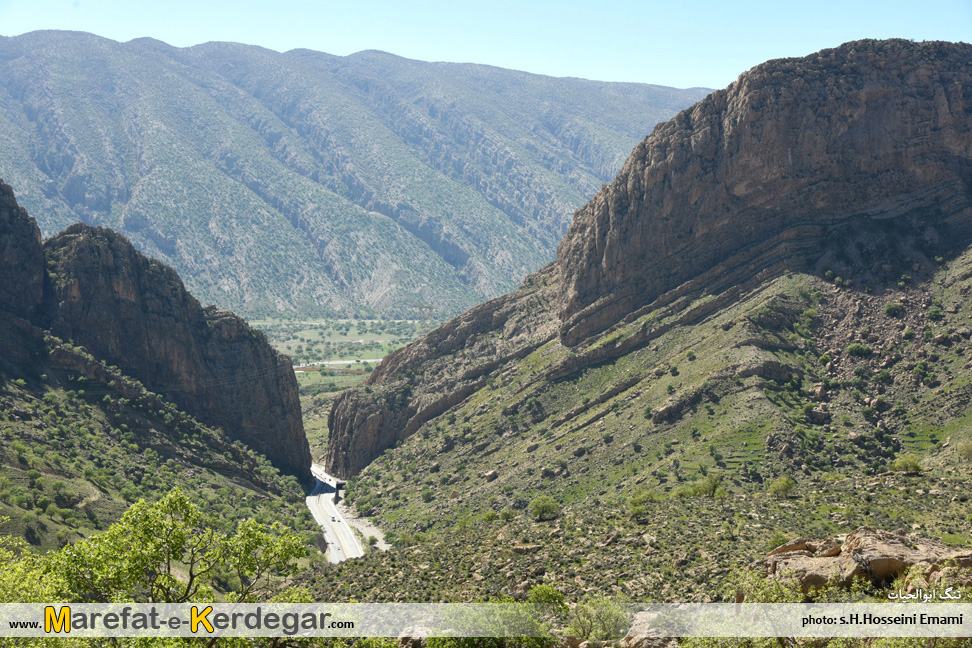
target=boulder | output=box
[752,527,972,591]
[398,627,430,648]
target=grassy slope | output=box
[0,318,321,556]
[301,252,972,602]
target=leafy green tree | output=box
[890,453,922,474]
[566,595,631,642]
[957,441,972,462]
[53,489,304,604]
[528,496,560,522]
[766,476,795,499]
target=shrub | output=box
[626,489,653,516]
[528,495,560,521]
[884,302,905,317]
[675,474,723,498]
[499,507,516,521]
[890,453,922,473]
[767,476,796,499]
[766,529,790,551]
[847,343,872,357]
[956,442,972,462]
[566,596,631,641]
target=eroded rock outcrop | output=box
[557,39,972,344]
[752,527,972,590]
[42,223,310,477]
[0,180,44,321]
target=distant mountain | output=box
[0,30,709,319]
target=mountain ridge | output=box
[0,30,709,318]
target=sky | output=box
[0,0,969,89]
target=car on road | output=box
[332,516,336,522]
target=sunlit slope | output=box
[0,31,707,318]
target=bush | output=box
[566,596,631,641]
[528,495,560,521]
[884,302,905,317]
[767,476,796,499]
[875,370,893,385]
[675,474,723,498]
[890,453,922,473]
[766,529,790,551]
[626,489,653,516]
[499,507,516,521]
[956,442,972,462]
[847,343,872,357]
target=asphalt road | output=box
[306,464,364,563]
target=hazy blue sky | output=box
[0,0,968,88]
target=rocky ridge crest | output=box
[557,39,972,344]
[0,180,310,477]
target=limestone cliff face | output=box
[0,181,44,321]
[326,39,972,478]
[557,39,972,344]
[42,223,311,478]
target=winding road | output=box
[306,464,365,563]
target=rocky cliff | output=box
[0,180,44,321]
[557,39,972,344]
[0,180,310,478]
[326,39,972,480]
[43,224,311,477]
